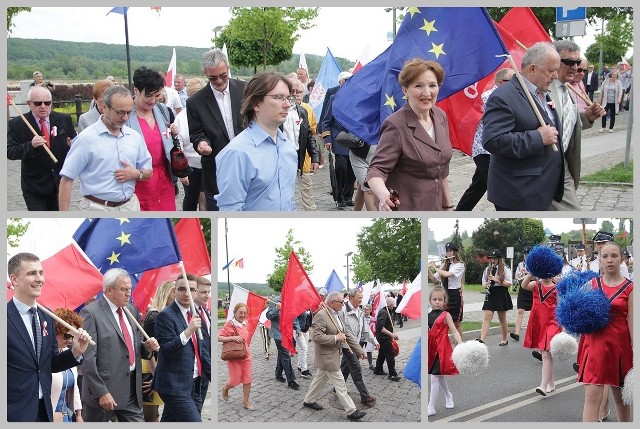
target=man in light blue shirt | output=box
[215,72,298,211]
[59,86,152,211]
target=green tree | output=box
[266,229,314,292]
[7,7,31,34]
[354,218,420,283]
[217,7,319,72]
[7,218,30,249]
[585,16,634,66]
[601,220,615,233]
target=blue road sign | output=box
[556,7,587,22]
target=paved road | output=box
[6,112,632,211]
[217,318,421,422]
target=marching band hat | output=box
[575,243,585,250]
[489,249,503,259]
[592,231,614,242]
[445,242,459,251]
[548,234,562,244]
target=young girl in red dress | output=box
[577,242,633,422]
[428,286,463,417]
[521,271,562,396]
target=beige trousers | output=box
[303,367,356,415]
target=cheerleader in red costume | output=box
[577,242,633,422]
[428,286,463,417]
[521,272,562,396]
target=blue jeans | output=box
[274,339,295,382]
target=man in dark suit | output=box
[584,63,599,101]
[483,42,563,211]
[188,48,246,211]
[7,86,76,210]
[79,268,159,422]
[7,252,91,422]
[192,276,212,415]
[154,274,210,422]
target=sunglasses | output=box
[63,332,74,340]
[576,68,585,73]
[560,58,581,67]
[31,101,52,106]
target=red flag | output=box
[7,93,13,105]
[401,279,407,297]
[233,258,244,269]
[436,21,526,155]
[280,251,322,354]
[226,286,267,345]
[499,7,552,48]
[132,218,210,315]
[369,289,387,335]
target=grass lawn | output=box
[581,161,633,183]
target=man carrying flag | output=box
[266,297,301,390]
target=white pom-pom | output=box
[549,332,578,361]
[622,368,633,405]
[451,340,489,376]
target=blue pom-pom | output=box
[556,271,599,296]
[556,288,610,334]
[526,245,564,279]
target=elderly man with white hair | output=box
[373,296,401,381]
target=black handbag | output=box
[335,131,364,149]
[157,105,192,178]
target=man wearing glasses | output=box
[215,72,298,211]
[8,85,76,210]
[58,86,151,211]
[188,48,246,210]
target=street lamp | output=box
[345,251,354,292]
[384,7,405,39]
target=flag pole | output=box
[123,12,132,90]
[122,306,150,340]
[7,95,58,163]
[178,260,203,340]
[224,219,231,300]
[321,303,353,353]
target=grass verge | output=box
[581,161,633,183]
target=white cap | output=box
[338,71,353,82]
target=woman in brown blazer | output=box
[365,58,453,211]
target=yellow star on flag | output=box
[107,251,121,265]
[116,231,131,246]
[116,218,130,225]
[384,94,397,111]
[429,42,446,59]
[406,7,421,18]
[421,19,437,36]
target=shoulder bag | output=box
[220,322,248,361]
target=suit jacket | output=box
[310,308,363,372]
[187,79,246,197]
[584,71,599,91]
[7,110,76,196]
[7,300,79,422]
[482,77,564,210]
[153,302,211,396]
[79,298,148,412]
[548,81,593,189]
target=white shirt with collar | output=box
[176,301,199,378]
[211,83,235,141]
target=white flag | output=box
[165,48,176,88]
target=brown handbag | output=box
[220,322,247,361]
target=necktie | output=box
[561,84,573,151]
[39,118,50,148]
[199,306,210,333]
[117,308,135,366]
[187,310,202,376]
[29,307,42,362]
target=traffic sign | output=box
[556,7,586,22]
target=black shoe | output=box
[573,362,579,373]
[532,350,542,361]
[510,333,520,341]
[288,380,300,390]
[298,367,301,372]
[345,200,355,207]
[337,202,347,209]
[361,396,377,406]
[300,370,312,378]
[373,370,387,375]
[347,410,366,421]
[388,375,401,382]
[475,338,484,344]
[498,340,508,346]
[276,375,286,383]
[303,401,323,411]
[174,183,179,197]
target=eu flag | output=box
[73,218,181,275]
[333,7,508,145]
[324,269,345,294]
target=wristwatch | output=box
[138,170,144,180]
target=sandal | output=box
[498,340,508,346]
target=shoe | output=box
[480,290,489,295]
[475,338,485,344]
[373,370,387,375]
[498,340,508,346]
[428,407,436,417]
[347,410,366,421]
[288,380,300,390]
[445,392,454,409]
[532,350,542,361]
[361,396,377,406]
[275,375,286,383]
[388,375,401,382]
[609,129,614,133]
[535,387,546,396]
[510,333,520,341]
[300,370,312,378]
[243,403,255,411]
[265,353,270,360]
[546,384,555,393]
[303,401,324,411]
[298,367,301,372]
[573,362,579,373]
[599,128,605,133]
[222,385,229,401]
[346,200,355,207]
[599,409,610,422]
[319,164,325,169]
[337,202,347,209]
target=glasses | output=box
[63,332,74,340]
[31,100,52,106]
[332,300,344,304]
[207,73,228,82]
[265,94,295,104]
[177,287,197,293]
[576,68,585,73]
[560,58,581,67]
[107,104,132,117]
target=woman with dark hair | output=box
[126,66,178,211]
[365,58,453,211]
[428,242,465,337]
[478,249,513,345]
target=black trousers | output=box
[340,348,370,399]
[374,337,397,377]
[334,153,355,204]
[23,190,58,211]
[456,154,490,211]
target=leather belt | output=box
[84,194,131,208]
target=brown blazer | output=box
[365,103,452,211]
[310,308,363,372]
